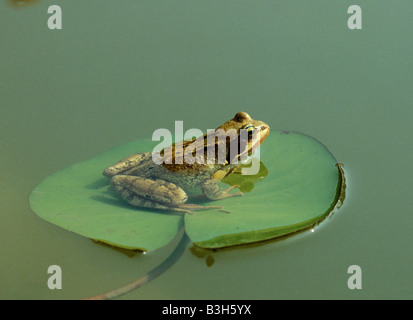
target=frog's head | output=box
[217,112,270,164]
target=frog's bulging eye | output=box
[245,125,255,140]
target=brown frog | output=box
[103,112,270,214]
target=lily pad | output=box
[29,131,344,251]
[29,140,184,251]
[186,131,343,248]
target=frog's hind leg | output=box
[110,175,221,215]
[110,175,187,209]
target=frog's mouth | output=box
[259,125,270,144]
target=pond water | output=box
[1,0,412,299]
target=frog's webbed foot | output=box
[190,185,244,200]
[173,203,223,215]
[201,181,244,201]
[222,185,244,198]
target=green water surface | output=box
[1,0,412,299]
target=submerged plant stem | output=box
[83,227,188,300]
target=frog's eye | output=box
[244,125,255,140]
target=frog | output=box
[103,112,270,214]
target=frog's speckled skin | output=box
[103,112,270,214]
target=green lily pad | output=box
[29,131,344,251]
[29,140,183,251]
[185,131,343,248]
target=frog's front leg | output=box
[110,175,221,215]
[103,152,152,177]
[201,179,244,200]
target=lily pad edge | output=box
[191,163,347,249]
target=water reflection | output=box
[190,246,215,267]
[222,160,268,192]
